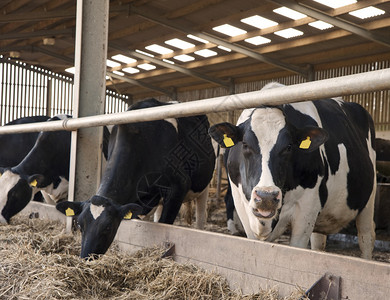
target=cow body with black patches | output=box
[0,115,72,224]
[57,98,216,258]
[209,83,376,259]
[0,116,109,224]
[0,116,50,168]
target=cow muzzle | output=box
[251,186,281,219]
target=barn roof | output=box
[1,0,389,100]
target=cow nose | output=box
[253,188,279,203]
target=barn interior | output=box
[1,0,389,126]
[1,1,390,298]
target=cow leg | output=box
[158,186,187,224]
[41,191,56,205]
[153,204,163,222]
[310,232,327,251]
[194,186,208,229]
[225,182,239,234]
[355,184,376,259]
[284,192,322,249]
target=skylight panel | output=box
[349,6,385,19]
[163,59,175,64]
[113,71,125,76]
[241,15,278,29]
[165,38,195,50]
[273,7,307,20]
[122,67,140,74]
[145,44,173,55]
[187,34,209,43]
[309,20,334,30]
[245,36,272,45]
[138,63,156,71]
[65,67,75,74]
[135,49,154,57]
[274,28,304,38]
[217,45,231,52]
[194,49,218,57]
[174,54,195,62]
[312,0,356,9]
[213,24,247,37]
[106,59,121,68]
[111,54,137,64]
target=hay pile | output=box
[0,217,306,299]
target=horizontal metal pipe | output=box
[1,68,390,134]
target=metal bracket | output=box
[161,241,175,259]
[304,273,341,300]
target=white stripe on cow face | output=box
[90,204,105,220]
[0,170,22,224]
[250,108,285,188]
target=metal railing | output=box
[0,68,389,134]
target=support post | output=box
[67,0,109,232]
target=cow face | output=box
[0,169,34,224]
[56,195,143,259]
[209,107,328,238]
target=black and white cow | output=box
[57,98,216,258]
[0,115,72,224]
[0,116,50,167]
[0,115,109,224]
[209,83,376,259]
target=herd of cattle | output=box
[0,83,387,260]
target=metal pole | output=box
[1,68,390,134]
[70,0,108,210]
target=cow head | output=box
[56,195,143,259]
[209,107,328,238]
[0,168,34,224]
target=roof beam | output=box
[13,46,174,98]
[0,28,73,40]
[110,44,231,88]
[129,5,309,77]
[0,6,126,23]
[267,0,390,48]
[107,71,175,98]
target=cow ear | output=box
[209,123,242,148]
[296,126,329,152]
[121,203,143,220]
[56,201,84,217]
[28,174,47,188]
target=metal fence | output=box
[1,55,390,131]
[155,61,390,131]
[0,56,129,125]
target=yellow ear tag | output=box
[124,211,132,220]
[223,134,234,147]
[299,136,311,149]
[30,179,38,187]
[65,208,75,217]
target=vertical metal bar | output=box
[5,63,10,123]
[0,61,4,125]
